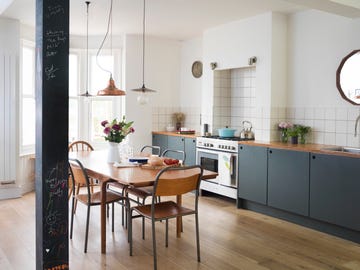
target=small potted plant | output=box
[297,125,311,144]
[287,126,299,144]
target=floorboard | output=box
[0,192,359,269]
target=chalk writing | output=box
[45,30,67,57]
[45,65,59,80]
[46,5,65,18]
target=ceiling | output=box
[1,0,360,41]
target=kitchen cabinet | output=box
[152,133,196,165]
[152,134,168,154]
[238,144,267,205]
[267,148,309,216]
[184,138,196,166]
[310,153,360,231]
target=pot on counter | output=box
[218,127,236,137]
[240,121,255,139]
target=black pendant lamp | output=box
[80,1,92,97]
[131,0,156,104]
[97,0,126,96]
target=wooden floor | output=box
[1,192,360,270]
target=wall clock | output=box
[191,61,203,78]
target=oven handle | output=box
[196,148,219,155]
[230,155,234,177]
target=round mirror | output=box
[336,49,360,105]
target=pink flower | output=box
[104,127,111,135]
[101,120,108,127]
[130,127,135,133]
[112,124,120,131]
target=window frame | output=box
[20,40,36,154]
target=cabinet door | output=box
[268,148,309,216]
[238,145,268,205]
[152,134,168,154]
[166,136,185,160]
[310,153,360,231]
[184,138,196,166]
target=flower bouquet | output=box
[278,121,293,143]
[101,117,134,162]
[101,117,135,143]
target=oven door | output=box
[196,148,219,184]
[218,151,238,188]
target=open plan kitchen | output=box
[1,0,360,269]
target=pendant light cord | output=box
[85,1,90,95]
[142,0,146,88]
[96,0,113,78]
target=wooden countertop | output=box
[153,131,360,158]
[239,140,360,158]
[152,131,199,139]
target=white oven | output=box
[196,137,238,199]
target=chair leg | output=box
[129,209,133,255]
[70,197,75,239]
[107,204,109,218]
[165,219,168,247]
[84,205,91,253]
[152,218,158,270]
[112,202,115,232]
[142,198,146,240]
[195,213,200,262]
[74,183,80,214]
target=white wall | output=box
[124,34,181,151]
[285,10,360,147]
[201,12,287,141]
[0,18,20,198]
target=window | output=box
[69,50,123,147]
[21,42,36,153]
[19,44,123,153]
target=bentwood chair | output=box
[128,165,203,270]
[68,141,95,199]
[126,148,186,238]
[69,158,129,253]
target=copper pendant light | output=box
[131,0,156,104]
[97,0,125,96]
[79,1,92,97]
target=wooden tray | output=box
[140,163,181,170]
[177,130,195,134]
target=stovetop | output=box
[201,135,255,141]
[197,136,254,153]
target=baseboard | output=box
[0,185,22,200]
[20,181,35,195]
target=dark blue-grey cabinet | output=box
[152,134,168,154]
[152,134,196,165]
[184,138,196,166]
[267,148,310,216]
[238,144,268,205]
[310,153,360,231]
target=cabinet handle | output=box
[269,150,272,154]
[240,146,243,150]
[182,138,184,141]
[193,139,195,143]
[312,155,316,159]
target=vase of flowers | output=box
[278,121,293,143]
[297,125,311,144]
[173,112,185,131]
[101,117,135,163]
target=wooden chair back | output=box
[69,140,94,152]
[153,165,203,197]
[69,158,91,198]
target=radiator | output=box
[0,51,17,186]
